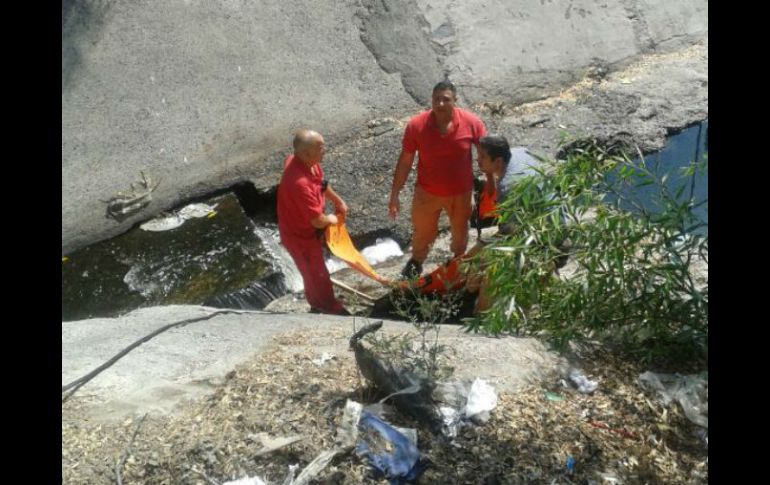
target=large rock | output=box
[61,305,567,420]
[62,0,417,254]
[62,0,707,254]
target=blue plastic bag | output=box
[355,411,428,484]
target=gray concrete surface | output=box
[62,305,567,421]
[62,0,417,254]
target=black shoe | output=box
[400,258,423,279]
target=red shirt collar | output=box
[429,107,457,130]
[292,155,321,178]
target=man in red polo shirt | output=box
[388,81,487,278]
[277,130,349,315]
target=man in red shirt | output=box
[277,130,349,315]
[388,81,487,278]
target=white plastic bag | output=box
[638,371,708,428]
[464,378,498,423]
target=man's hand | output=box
[311,212,339,229]
[389,150,415,221]
[335,200,348,219]
[388,193,400,220]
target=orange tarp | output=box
[325,222,468,293]
[325,222,391,284]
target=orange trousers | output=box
[410,185,473,263]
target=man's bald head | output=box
[293,130,326,164]
[293,130,322,152]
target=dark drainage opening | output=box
[367,289,479,323]
[231,181,278,222]
[61,186,290,321]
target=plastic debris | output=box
[544,391,564,402]
[438,406,463,438]
[250,433,304,456]
[569,369,599,394]
[311,352,335,366]
[335,400,363,448]
[566,456,575,473]
[464,378,498,424]
[355,411,428,484]
[432,378,498,437]
[140,202,219,231]
[291,449,338,485]
[589,421,640,440]
[222,476,268,485]
[638,371,708,428]
[360,238,403,265]
[598,471,621,484]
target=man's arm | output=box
[388,149,416,220]
[324,184,348,222]
[310,212,339,229]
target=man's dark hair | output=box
[479,135,512,164]
[432,80,457,97]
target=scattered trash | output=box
[589,421,640,441]
[544,391,564,402]
[222,476,268,485]
[464,378,498,424]
[282,464,300,484]
[393,426,418,447]
[291,449,338,485]
[566,456,575,473]
[696,428,708,448]
[62,256,70,263]
[433,378,499,437]
[335,400,363,449]
[311,352,335,366]
[237,401,368,485]
[350,322,443,430]
[379,383,422,404]
[597,471,621,484]
[362,402,391,419]
[249,433,304,457]
[140,202,219,231]
[360,238,403,265]
[438,406,462,438]
[569,369,599,394]
[355,411,428,484]
[638,371,708,428]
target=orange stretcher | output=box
[325,222,467,294]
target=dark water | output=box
[605,120,708,235]
[61,193,280,321]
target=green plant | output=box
[364,284,462,381]
[466,139,708,362]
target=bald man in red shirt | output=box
[277,130,349,315]
[388,81,487,278]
